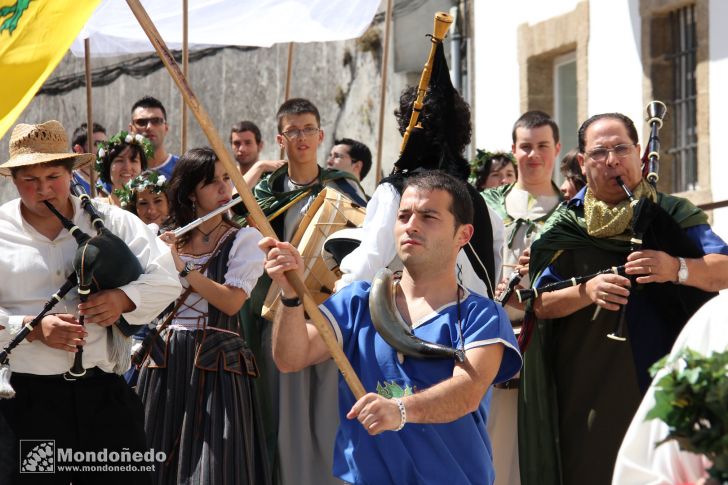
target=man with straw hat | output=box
[0,120,181,484]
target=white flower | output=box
[135,134,144,143]
[157,175,167,185]
[98,148,106,158]
[125,134,133,143]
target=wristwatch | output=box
[280,293,302,307]
[676,257,688,284]
[179,261,196,278]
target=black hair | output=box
[403,171,474,228]
[334,137,372,179]
[393,85,472,181]
[511,110,560,144]
[131,95,167,120]
[276,98,320,133]
[559,148,586,191]
[231,120,262,144]
[71,122,106,149]
[577,112,638,153]
[96,143,148,186]
[167,147,238,245]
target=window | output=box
[553,52,578,183]
[666,5,698,192]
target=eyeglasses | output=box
[586,144,635,162]
[132,117,166,129]
[281,127,319,140]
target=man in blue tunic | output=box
[260,171,522,485]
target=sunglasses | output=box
[132,117,166,129]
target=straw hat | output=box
[0,120,96,176]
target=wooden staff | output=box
[181,0,189,154]
[374,0,393,183]
[125,0,365,399]
[84,38,97,197]
[279,42,295,160]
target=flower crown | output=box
[114,170,168,208]
[95,130,154,174]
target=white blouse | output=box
[0,197,182,375]
[338,183,505,297]
[170,226,265,331]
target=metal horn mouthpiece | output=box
[646,100,667,123]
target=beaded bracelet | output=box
[393,398,407,431]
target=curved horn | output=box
[369,268,465,362]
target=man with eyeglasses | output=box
[239,98,366,485]
[128,96,178,179]
[519,112,728,485]
[70,122,107,194]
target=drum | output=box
[261,187,366,321]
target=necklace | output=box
[197,220,224,243]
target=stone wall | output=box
[0,22,411,202]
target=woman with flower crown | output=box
[95,131,153,206]
[117,170,170,232]
[136,147,271,485]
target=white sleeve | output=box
[611,375,709,485]
[488,205,505,280]
[612,297,727,484]
[224,227,265,296]
[338,183,400,288]
[105,206,183,325]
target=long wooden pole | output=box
[284,42,294,101]
[125,0,365,399]
[181,0,189,154]
[374,0,393,184]
[280,42,295,159]
[84,39,97,197]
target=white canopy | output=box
[71,0,381,57]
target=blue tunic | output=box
[320,281,522,485]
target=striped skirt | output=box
[137,327,271,485]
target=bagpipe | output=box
[364,12,470,362]
[0,181,144,397]
[516,101,716,348]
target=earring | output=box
[192,200,196,216]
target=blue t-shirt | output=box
[154,154,179,180]
[320,281,522,485]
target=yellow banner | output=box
[0,0,101,139]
